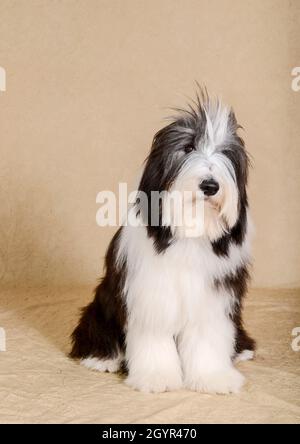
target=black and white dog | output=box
[70,89,255,394]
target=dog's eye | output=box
[184,146,195,154]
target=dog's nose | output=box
[199,179,219,196]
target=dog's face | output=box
[139,93,249,243]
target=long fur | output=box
[70,89,255,394]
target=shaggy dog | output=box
[70,89,255,394]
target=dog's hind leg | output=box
[70,290,125,373]
[234,326,256,363]
[70,229,127,373]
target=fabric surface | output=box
[0,286,299,424]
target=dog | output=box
[70,88,255,394]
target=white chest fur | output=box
[118,222,250,336]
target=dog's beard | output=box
[203,199,228,241]
[160,190,232,240]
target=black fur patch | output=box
[211,234,231,256]
[70,228,127,361]
[214,266,256,356]
[137,122,191,254]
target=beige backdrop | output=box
[0,0,299,289]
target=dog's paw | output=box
[126,371,182,393]
[185,367,245,394]
[81,356,121,373]
[235,350,254,363]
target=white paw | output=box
[235,350,254,363]
[126,371,182,393]
[185,367,245,394]
[81,356,121,373]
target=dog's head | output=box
[138,89,249,247]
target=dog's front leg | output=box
[178,318,245,395]
[125,327,182,393]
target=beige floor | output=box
[0,286,299,424]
